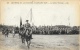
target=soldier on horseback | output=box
[19,25,25,43]
[24,20,33,39]
[4,28,9,37]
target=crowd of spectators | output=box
[32,25,79,35]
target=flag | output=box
[20,17,22,27]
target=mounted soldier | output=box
[4,28,9,37]
[19,25,25,43]
[24,20,33,39]
[19,19,33,44]
[2,27,5,35]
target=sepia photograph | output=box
[0,0,80,50]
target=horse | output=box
[4,29,9,38]
[25,29,32,48]
[2,29,5,35]
[19,29,25,43]
[20,28,32,49]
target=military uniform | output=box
[24,23,31,29]
[24,20,33,39]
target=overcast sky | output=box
[1,2,78,27]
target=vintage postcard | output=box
[0,0,80,50]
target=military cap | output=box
[26,20,29,22]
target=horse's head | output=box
[25,29,30,35]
